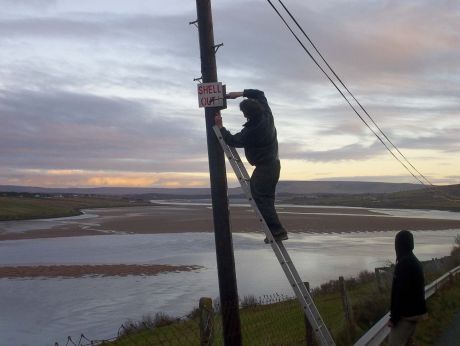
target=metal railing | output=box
[354,265,460,346]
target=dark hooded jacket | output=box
[390,230,427,324]
[220,89,279,166]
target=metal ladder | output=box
[213,126,335,346]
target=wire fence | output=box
[54,253,460,346]
[55,294,308,346]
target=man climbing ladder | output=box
[213,108,335,346]
[214,89,288,242]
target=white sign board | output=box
[197,82,224,108]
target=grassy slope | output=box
[0,195,150,221]
[414,278,460,345]
[284,184,460,212]
[108,289,359,345]
[107,270,460,346]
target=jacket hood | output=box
[243,113,264,127]
[395,230,414,260]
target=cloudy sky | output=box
[1,0,459,188]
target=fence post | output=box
[375,268,383,292]
[303,282,316,346]
[200,297,214,346]
[339,276,354,325]
[435,258,441,272]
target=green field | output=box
[0,195,150,221]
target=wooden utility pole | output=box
[195,0,242,345]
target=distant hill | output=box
[0,185,211,196]
[276,181,422,194]
[284,184,460,212]
[0,181,424,197]
[3,183,459,220]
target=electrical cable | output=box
[267,0,460,201]
[266,0,430,188]
[275,0,436,189]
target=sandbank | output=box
[0,264,201,278]
[1,203,460,241]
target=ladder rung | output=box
[292,281,305,287]
[304,297,314,304]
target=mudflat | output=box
[1,203,460,241]
[0,264,201,278]
[2,203,459,278]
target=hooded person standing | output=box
[214,89,287,242]
[388,230,427,345]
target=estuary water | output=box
[0,209,459,345]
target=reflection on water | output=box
[0,229,459,345]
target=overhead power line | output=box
[265,0,431,188]
[274,0,436,189]
[268,0,460,201]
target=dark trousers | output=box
[250,160,285,233]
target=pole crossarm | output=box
[213,43,224,53]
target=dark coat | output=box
[390,231,427,324]
[220,89,279,166]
